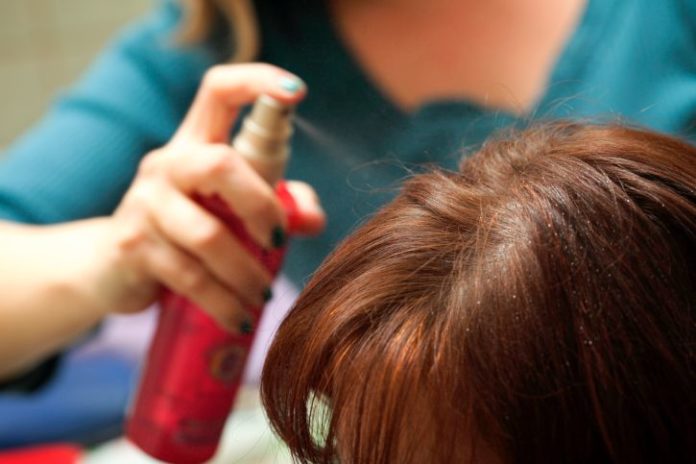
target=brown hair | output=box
[179,0,259,62]
[261,123,696,463]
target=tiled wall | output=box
[0,0,151,146]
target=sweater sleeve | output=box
[0,0,217,224]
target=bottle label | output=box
[208,344,247,385]
[175,417,227,445]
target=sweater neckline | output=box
[313,0,619,123]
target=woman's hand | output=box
[100,64,325,331]
[0,64,324,379]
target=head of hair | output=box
[261,122,696,464]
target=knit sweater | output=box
[1,0,695,286]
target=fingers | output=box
[121,141,289,329]
[148,183,273,308]
[165,144,287,249]
[141,229,254,333]
[113,182,257,332]
[109,63,319,330]
[174,63,306,144]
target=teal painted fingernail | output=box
[279,76,304,94]
[263,287,273,303]
[240,319,254,335]
[271,226,286,248]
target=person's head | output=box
[261,123,696,463]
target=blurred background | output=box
[0,3,296,461]
[0,0,150,146]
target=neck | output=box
[330,0,587,113]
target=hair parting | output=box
[262,122,696,464]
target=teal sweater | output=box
[1,0,695,285]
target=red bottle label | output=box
[126,183,297,464]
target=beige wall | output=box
[0,0,151,146]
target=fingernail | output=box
[240,319,254,335]
[271,226,286,248]
[279,75,304,94]
[262,287,273,303]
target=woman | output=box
[261,123,696,463]
[0,0,694,384]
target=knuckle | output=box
[249,193,281,221]
[231,270,264,302]
[202,65,226,88]
[178,266,209,294]
[126,181,160,209]
[244,260,273,288]
[137,150,165,177]
[201,149,236,177]
[114,188,159,254]
[202,66,253,97]
[114,220,149,254]
[255,62,280,75]
[208,144,235,162]
[190,220,226,249]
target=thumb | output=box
[277,181,326,236]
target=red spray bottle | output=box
[126,95,298,463]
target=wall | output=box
[0,0,151,146]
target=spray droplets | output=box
[294,117,355,166]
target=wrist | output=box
[84,217,158,315]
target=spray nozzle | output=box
[232,95,295,185]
